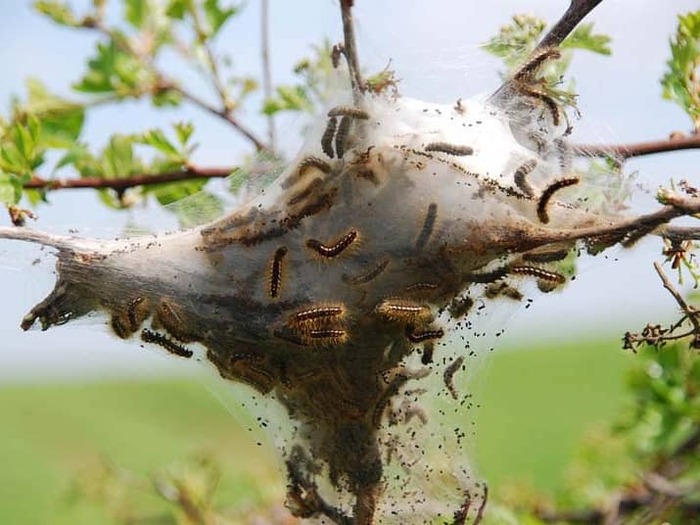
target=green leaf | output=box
[661,10,700,129]
[152,87,183,107]
[74,40,152,97]
[23,78,85,146]
[138,129,181,159]
[34,1,79,26]
[202,0,238,37]
[562,23,612,55]
[101,135,142,178]
[263,85,313,115]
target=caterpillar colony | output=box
[0,1,660,523]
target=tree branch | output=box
[536,0,605,51]
[23,166,235,192]
[573,133,700,160]
[339,0,364,102]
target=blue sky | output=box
[1,0,699,381]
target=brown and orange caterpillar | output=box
[141,328,193,358]
[424,142,473,156]
[308,329,347,345]
[342,258,390,285]
[289,304,345,326]
[513,159,537,198]
[375,299,432,323]
[415,203,437,250]
[514,47,561,82]
[537,177,580,223]
[518,84,561,126]
[403,282,440,297]
[306,230,358,258]
[288,178,323,207]
[269,246,288,298]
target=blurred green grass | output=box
[0,338,631,524]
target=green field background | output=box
[0,338,631,524]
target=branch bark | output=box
[23,166,235,192]
[573,133,700,159]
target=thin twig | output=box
[23,166,235,192]
[653,261,700,335]
[339,0,364,102]
[574,133,700,160]
[167,84,269,152]
[261,0,276,149]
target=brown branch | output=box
[23,166,235,192]
[536,0,605,51]
[654,261,700,334]
[574,133,700,160]
[339,0,364,102]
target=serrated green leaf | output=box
[138,129,181,158]
[263,85,312,115]
[661,10,700,129]
[202,0,238,37]
[227,167,248,193]
[34,0,79,26]
[101,135,141,178]
[562,23,612,55]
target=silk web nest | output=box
[0,9,638,525]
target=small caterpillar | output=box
[403,282,440,296]
[327,106,370,119]
[127,296,150,331]
[376,299,432,323]
[513,159,537,198]
[230,352,276,392]
[289,305,344,325]
[444,356,465,400]
[334,115,352,158]
[306,230,358,258]
[415,203,437,250]
[406,326,444,343]
[308,329,347,345]
[342,258,389,285]
[111,313,130,339]
[514,47,561,81]
[518,84,561,126]
[141,328,193,358]
[448,296,473,319]
[321,116,338,158]
[269,246,288,298]
[537,177,580,224]
[509,265,566,283]
[424,142,473,156]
